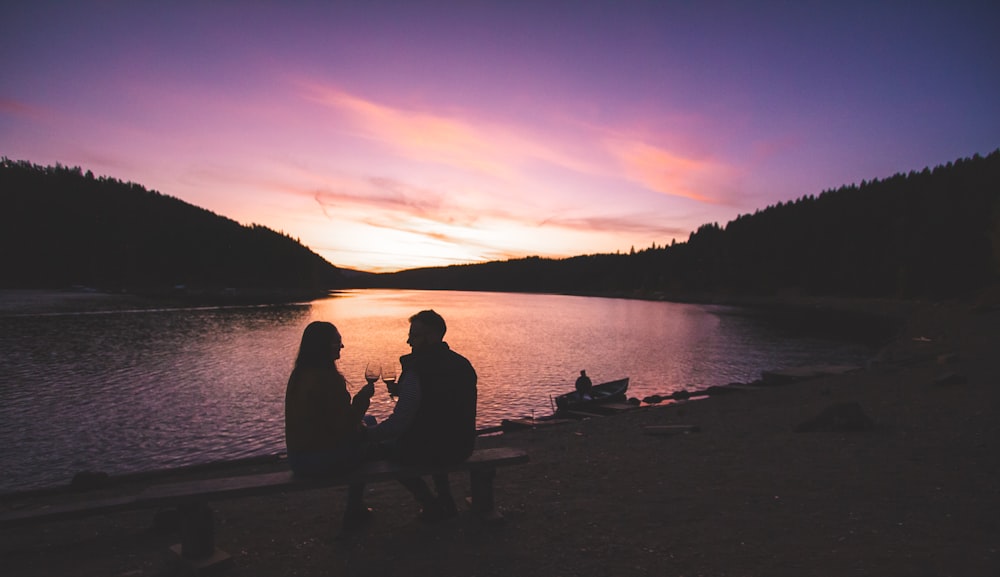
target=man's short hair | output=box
[409,309,447,338]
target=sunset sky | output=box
[2,1,998,272]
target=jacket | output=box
[395,342,477,465]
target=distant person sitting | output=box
[284,321,375,532]
[575,370,593,399]
[364,310,478,523]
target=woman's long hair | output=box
[294,321,343,371]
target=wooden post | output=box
[169,501,232,574]
[178,501,215,559]
[469,467,503,523]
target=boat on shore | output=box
[553,377,629,412]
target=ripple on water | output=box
[0,291,879,491]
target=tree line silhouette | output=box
[365,150,1000,300]
[1,159,343,295]
[3,151,998,302]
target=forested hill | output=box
[366,151,1000,300]
[1,159,344,293]
[5,151,998,302]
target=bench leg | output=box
[469,468,504,524]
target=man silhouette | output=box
[575,369,593,399]
[365,310,478,522]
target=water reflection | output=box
[0,290,877,491]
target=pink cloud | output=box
[298,83,605,180]
[280,175,470,226]
[603,138,740,205]
[0,98,48,119]
[296,82,756,213]
[539,214,689,238]
[301,86,512,176]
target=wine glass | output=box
[382,364,398,397]
[364,362,381,387]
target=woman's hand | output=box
[352,383,375,419]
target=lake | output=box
[0,289,882,492]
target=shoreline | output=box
[0,288,931,497]
[0,288,324,317]
[0,287,891,498]
[0,286,927,316]
[2,290,998,576]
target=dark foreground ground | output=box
[2,291,999,576]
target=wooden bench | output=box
[0,447,529,567]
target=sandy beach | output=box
[2,292,998,577]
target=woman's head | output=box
[294,321,344,369]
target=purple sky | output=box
[2,1,998,272]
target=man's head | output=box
[407,309,447,352]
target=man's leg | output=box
[432,473,458,517]
[397,475,436,505]
[397,475,458,523]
